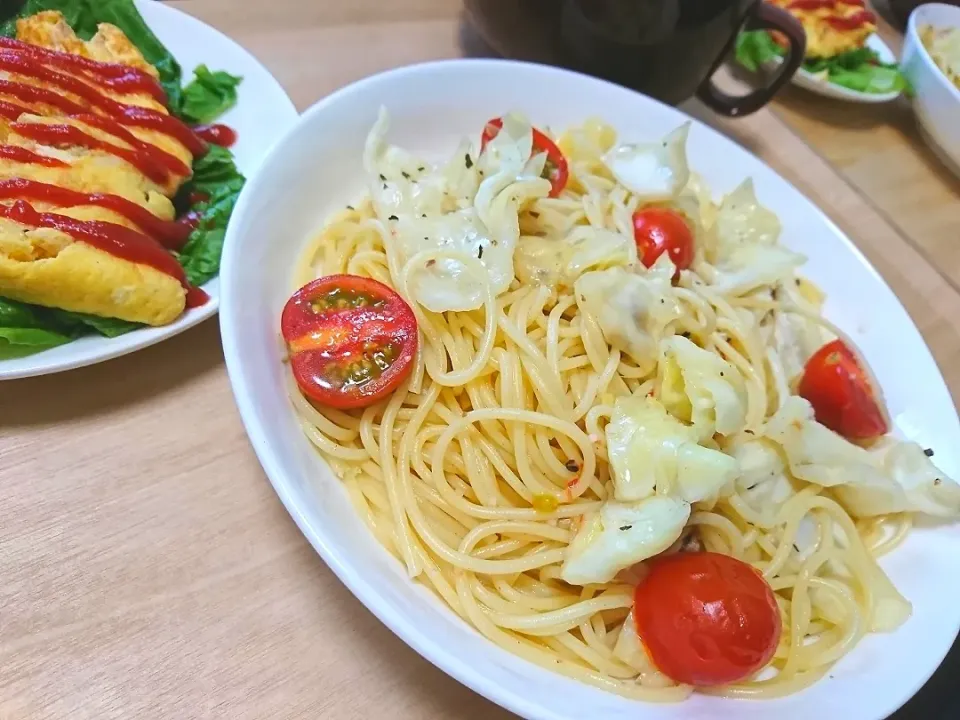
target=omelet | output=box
[0,219,185,325]
[17,11,160,79]
[0,11,198,326]
[770,0,877,59]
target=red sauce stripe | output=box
[0,38,166,104]
[118,106,207,156]
[0,144,68,167]
[11,121,171,184]
[72,113,191,177]
[0,52,205,156]
[0,178,191,249]
[824,9,875,30]
[0,99,32,121]
[0,198,187,286]
[0,78,87,115]
[193,123,237,148]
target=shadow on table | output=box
[0,317,225,427]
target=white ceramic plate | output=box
[0,0,298,380]
[220,59,960,720]
[772,34,903,102]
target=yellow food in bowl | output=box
[921,24,960,91]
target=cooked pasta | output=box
[281,110,960,701]
[921,23,960,90]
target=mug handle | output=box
[695,2,806,117]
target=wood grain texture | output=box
[0,1,957,718]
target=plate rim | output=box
[220,57,960,720]
[0,0,298,381]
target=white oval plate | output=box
[0,0,298,381]
[773,34,902,102]
[220,60,960,720]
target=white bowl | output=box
[219,59,960,720]
[902,3,960,175]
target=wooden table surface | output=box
[2,1,959,718]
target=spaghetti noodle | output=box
[282,111,957,701]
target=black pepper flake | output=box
[346,205,354,210]
[719,371,724,377]
[478,246,484,259]
[401,171,410,179]
[379,173,386,181]
[935,478,943,486]
[421,213,427,218]
[465,154,474,169]
[565,460,579,473]
[619,525,632,531]
[388,214,398,221]
[793,543,801,552]
[925,448,935,457]
[418,165,425,172]
[530,211,540,218]
[382,183,388,190]
[795,278,801,286]
[681,331,691,338]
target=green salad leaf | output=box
[0,297,82,358]
[803,47,910,95]
[176,146,245,287]
[0,296,142,351]
[735,30,786,73]
[0,0,246,359]
[180,65,242,124]
[735,30,910,96]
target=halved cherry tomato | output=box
[480,117,569,198]
[633,551,781,687]
[797,339,888,440]
[281,275,418,410]
[631,208,694,278]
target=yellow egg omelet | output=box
[0,11,198,326]
[770,0,877,59]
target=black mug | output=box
[464,0,806,117]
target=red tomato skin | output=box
[633,552,781,687]
[797,339,888,440]
[480,117,569,198]
[281,275,418,410]
[631,208,694,276]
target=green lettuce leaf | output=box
[176,147,245,287]
[802,48,909,95]
[735,30,786,73]
[179,65,242,124]
[735,31,910,96]
[0,297,81,357]
[0,297,141,356]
